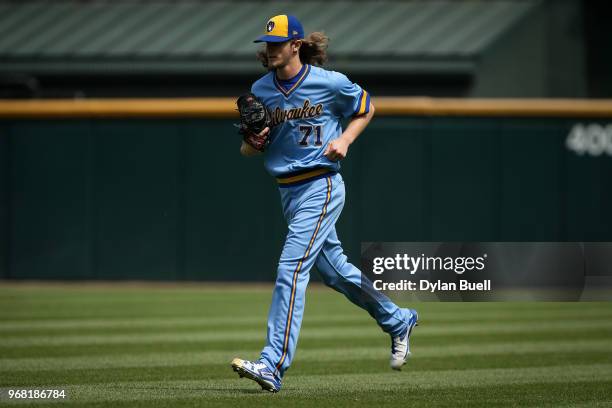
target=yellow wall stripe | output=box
[1,98,612,118]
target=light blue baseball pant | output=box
[259,172,411,378]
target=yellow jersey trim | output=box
[276,167,331,185]
[358,90,369,115]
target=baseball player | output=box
[231,14,418,393]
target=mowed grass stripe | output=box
[1,297,609,313]
[5,382,609,408]
[2,319,611,347]
[2,287,608,306]
[5,315,612,339]
[2,308,612,333]
[1,291,610,321]
[2,364,611,404]
[4,329,611,360]
[288,364,612,392]
[1,339,611,372]
[4,352,612,387]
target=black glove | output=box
[236,93,271,152]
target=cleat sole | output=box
[231,358,279,393]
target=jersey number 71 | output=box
[299,125,322,146]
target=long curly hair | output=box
[256,32,329,69]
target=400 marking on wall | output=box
[566,123,612,156]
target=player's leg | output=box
[313,175,418,370]
[258,174,344,380]
[315,227,412,336]
[316,230,419,370]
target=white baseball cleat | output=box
[231,357,282,393]
[390,308,419,370]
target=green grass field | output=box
[1,283,612,407]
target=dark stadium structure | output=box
[0,0,607,98]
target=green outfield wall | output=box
[1,111,611,281]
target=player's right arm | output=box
[324,72,373,161]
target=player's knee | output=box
[328,252,348,272]
[315,256,347,286]
[319,271,342,288]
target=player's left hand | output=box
[324,138,349,161]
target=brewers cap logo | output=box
[254,15,303,43]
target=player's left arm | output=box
[324,102,375,161]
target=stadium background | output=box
[1,0,611,282]
[1,1,612,407]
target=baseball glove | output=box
[236,92,271,152]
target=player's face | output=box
[266,40,300,68]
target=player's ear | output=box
[292,40,302,53]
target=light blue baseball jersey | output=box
[250,64,371,177]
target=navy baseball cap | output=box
[254,15,304,43]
